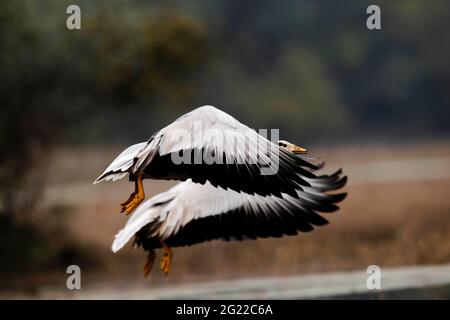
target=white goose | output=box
[94,105,347,276]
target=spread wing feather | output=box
[96,106,320,198]
[112,167,347,252]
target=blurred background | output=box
[1,0,450,298]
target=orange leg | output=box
[120,174,145,215]
[120,190,137,206]
[160,241,173,276]
[143,250,156,277]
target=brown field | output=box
[12,141,450,290]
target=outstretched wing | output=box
[115,105,320,197]
[112,168,347,252]
[93,142,147,184]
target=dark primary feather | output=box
[135,165,347,250]
[142,144,319,199]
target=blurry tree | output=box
[0,0,210,280]
[0,1,210,219]
[198,0,450,141]
[0,1,52,218]
[82,12,208,106]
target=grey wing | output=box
[112,167,347,252]
[131,106,320,198]
[93,142,147,184]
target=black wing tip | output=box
[339,175,348,187]
[335,192,348,202]
[315,161,325,170]
[310,217,330,226]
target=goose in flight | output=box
[94,105,315,213]
[94,105,347,276]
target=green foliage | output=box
[79,12,208,104]
[2,0,449,148]
[0,0,210,215]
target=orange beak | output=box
[289,145,308,154]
